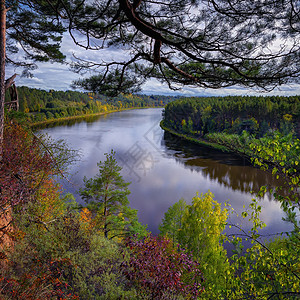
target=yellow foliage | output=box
[283,113,293,122]
[35,179,65,224]
[79,208,97,233]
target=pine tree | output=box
[79,150,146,239]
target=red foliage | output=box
[0,123,54,210]
[0,258,79,299]
[0,122,58,250]
[0,123,81,298]
[123,235,204,299]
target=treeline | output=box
[163,95,300,138]
[5,86,178,123]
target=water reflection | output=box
[33,114,108,130]
[162,132,286,200]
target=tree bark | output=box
[0,0,6,160]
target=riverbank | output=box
[30,106,156,128]
[161,121,300,182]
[160,120,230,153]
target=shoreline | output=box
[160,120,231,153]
[30,106,157,127]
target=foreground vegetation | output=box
[0,93,299,299]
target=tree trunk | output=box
[0,0,6,160]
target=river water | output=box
[40,108,293,238]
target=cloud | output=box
[5,34,300,95]
[142,78,300,97]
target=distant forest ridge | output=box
[5,86,179,123]
[5,87,300,133]
[163,95,300,138]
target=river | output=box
[40,108,293,238]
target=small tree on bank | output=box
[80,150,146,239]
[159,191,229,297]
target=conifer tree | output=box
[58,1,300,96]
[80,150,146,239]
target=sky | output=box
[6,34,300,97]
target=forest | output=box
[162,95,300,162]
[5,86,177,123]
[162,95,300,138]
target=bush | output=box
[123,235,204,299]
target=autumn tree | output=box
[0,121,77,255]
[1,181,138,299]
[79,150,147,239]
[0,0,5,158]
[160,191,229,297]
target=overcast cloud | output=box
[6,34,300,97]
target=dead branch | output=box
[4,74,16,91]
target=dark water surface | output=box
[40,108,292,237]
